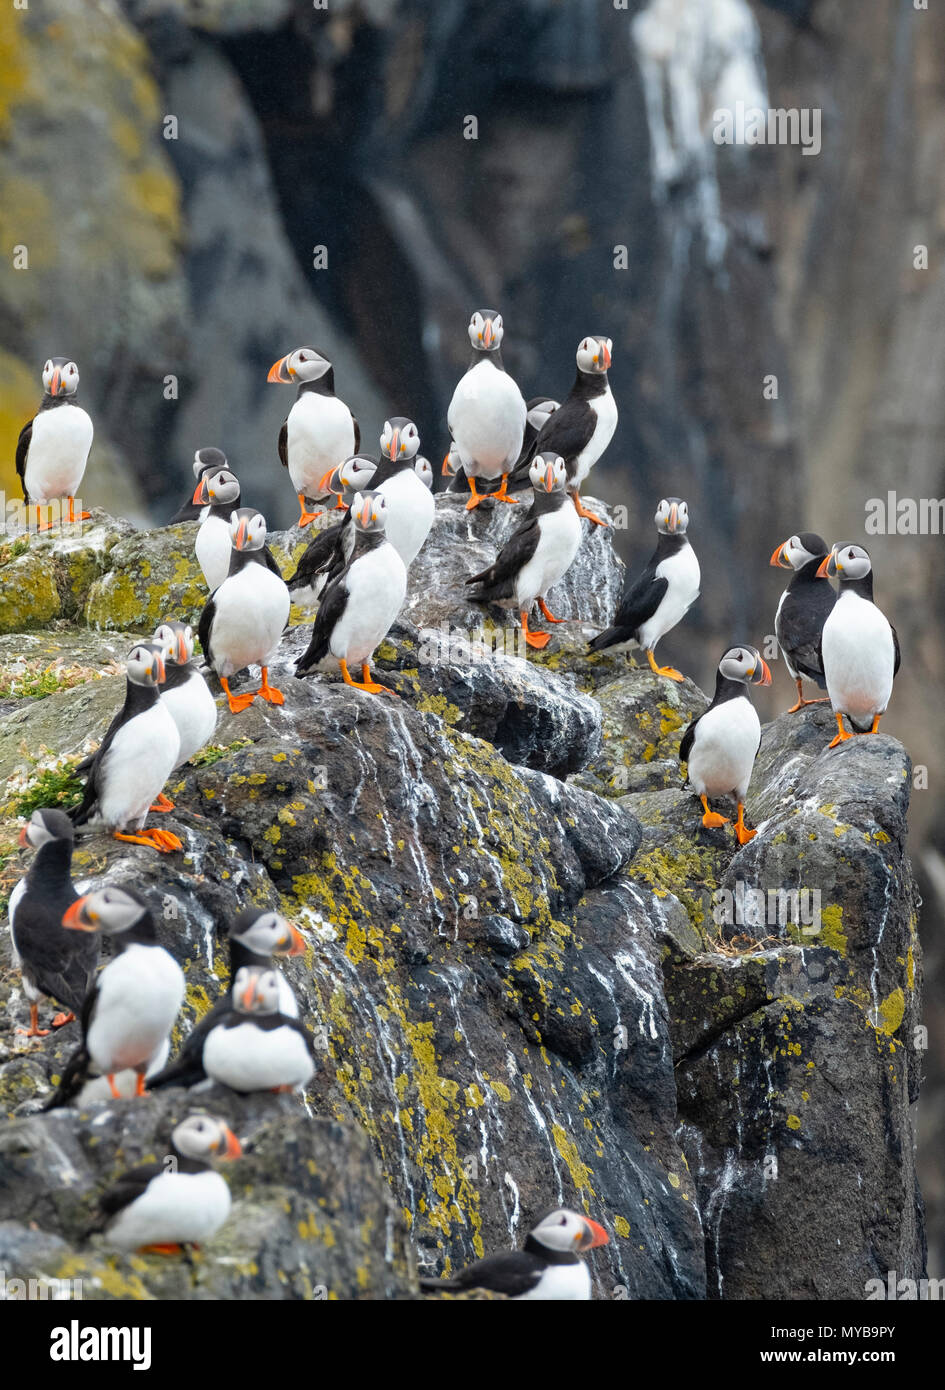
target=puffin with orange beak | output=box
[193,466,242,590]
[589,496,700,679]
[16,356,93,531]
[532,335,617,526]
[169,446,228,523]
[465,452,582,650]
[149,620,218,811]
[198,508,290,714]
[93,1113,242,1255]
[769,532,836,712]
[286,454,379,607]
[69,644,183,854]
[420,1208,610,1299]
[679,645,771,845]
[816,543,899,748]
[149,909,306,1091]
[202,965,316,1094]
[447,309,528,509]
[267,346,359,527]
[7,808,98,1038]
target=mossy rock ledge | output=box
[0,500,925,1299]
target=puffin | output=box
[533,336,616,526]
[198,509,290,714]
[202,965,316,1094]
[446,398,560,497]
[679,646,771,845]
[286,454,378,607]
[447,310,527,509]
[52,886,185,1102]
[465,453,582,649]
[817,542,900,748]
[295,491,407,695]
[370,417,435,565]
[149,909,306,1091]
[93,1113,241,1255]
[414,455,434,490]
[420,1208,609,1300]
[769,532,836,712]
[16,357,93,529]
[588,497,700,679]
[169,447,228,524]
[150,619,218,811]
[70,643,182,854]
[193,467,242,590]
[8,808,98,1037]
[267,347,360,528]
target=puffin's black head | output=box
[576,336,612,375]
[18,806,74,851]
[528,1208,609,1254]
[467,310,503,352]
[193,466,240,509]
[267,347,332,385]
[528,452,567,494]
[153,619,194,668]
[126,642,166,689]
[718,645,771,686]
[526,397,559,433]
[770,532,828,571]
[380,417,420,463]
[230,908,307,958]
[193,446,227,481]
[655,497,689,535]
[228,507,268,552]
[41,357,79,398]
[232,965,282,1016]
[817,542,872,583]
[172,1113,242,1163]
[62,885,153,937]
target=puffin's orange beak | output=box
[388,429,400,461]
[221,1127,242,1161]
[177,634,188,664]
[580,1218,610,1249]
[668,503,679,532]
[267,354,293,383]
[192,479,207,505]
[241,979,256,1010]
[154,654,166,683]
[756,659,772,687]
[234,519,248,550]
[816,555,831,578]
[770,541,790,568]
[544,464,555,492]
[483,319,494,348]
[442,452,453,476]
[285,925,307,957]
[600,342,612,369]
[18,825,30,848]
[318,466,338,494]
[63,896,94,931]
[50,369,62,396]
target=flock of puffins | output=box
[5,311,899,1296]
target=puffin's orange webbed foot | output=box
[571,492,608,526]
[221,677,256,713]
[51,1011,75,1028]
[257,668,285,706]
[16,1005,50,1038]
[491,474,519,505]
[734,804,757,846]
[646,650,684,682]
[113,828,182,854]
[828,712,853,749]
[138,1243,184,1256]
[538,599,565,624]
[296,494,322,528]
[465,479,485,511]
[149,793,175,813]
[700,796,729,830]
[521,611,551,650]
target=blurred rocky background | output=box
[0,0,941,1276]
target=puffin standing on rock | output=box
[534,336,616,526]
[680,645,771,845]
[8,809,98,1037]
[16,357,93,529]
[268,347,359,528]
[151,619,218,810]
[817,543,899,748]
[370,417,435,566]
[193,467,243,591]
[287,454,379,606]
[447,310,527,510]
[199,508,290,713]
[588,497,700,679]
[769,532,836,712]
[465,453,583,650]
[202,966,316,1095]
[169,447,228,523]
[420,1208,609,1300]
[70,643,182,853]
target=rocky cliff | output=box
[0,498,925,1298]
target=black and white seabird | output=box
[202,965,316,1094]
[533,336,616,526]
[193,467,242,590]
[51,886,185,1102]
[370,417,435,565]
[16,357,93,529]
[679,646,771,845]
[588,497,700,678]
[446,398,560,497]
[295,491,406,695]
[817,543,900,748]
[150,620,218,811]
[414,455,434,490]
[447,310,527,509]
[465,453,583,649]
[169,447,228,524]
[8,809,98,1037]
[70,644,182,854]
[769,532,836,713]
[286,455,378,607]
[198,509,290,713]
[267,347,360,528]
[420,1208,609,1300]
[149,909,305,1091]
[93,1113,241,1254]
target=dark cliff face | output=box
[0,497,925,1298]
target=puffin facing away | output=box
[202,965,316,1094]
[169,446,228,523]
[268,347,359,528]
[588,497,700,679]
[8,808,98,1037]
[465,453,583,649]
[534,336,616,526]
[680,645,771,845]
[447,310,527,509]
[817,542,900,748]
[770,532,836,712]
[420,1208,609,1300]
[16,357,93,529]
[93,1113,241,1255]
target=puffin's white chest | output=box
[572,387,617,485]
[514,503,583,606]
[24,405,93,502]
[161,669,218,768]
[685,697,760,801]
[516,1261,592,1300]
[820,591,896,723]
[97,701,180,830]
[106,1168,232,1251]
[203,1019,314,1092]
[638,541,701,650]
[328,543,407,666]
[378,469,435,566]
[209,563,290,677]
[195,515,234,591]
[286,393,356,494]
[87,944,184,1074]
[448,361,526,478]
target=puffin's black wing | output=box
[351,413,360,455]
[465,514,542,603]
[295,574,349,675]
[891,623,901,678]
[262,544,283,578]
[70,706,125,827]
[678,711,703,768]
[149,999,229,1091]
[97,1163,166,1221]
[778,585,836,686]
[423,1251,546,1298]
[12,893,96,1014]
[277,420,289,469]
[287,518,347,591]
[197,595,216,670]
[15,418,33,501]
[535,399,593,468]
[588,568,667,652]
